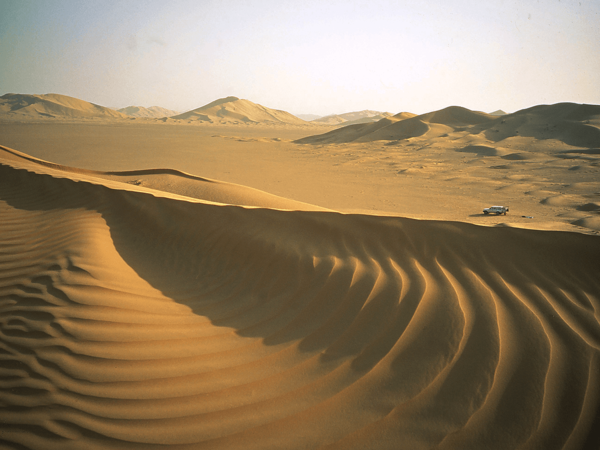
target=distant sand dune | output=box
[0,93,127,120]
[296,103,600,149]
[296,106,493,144]
[0,93,315,127]
[172,97,307,125]
[311,110,394,125]
[479,103,600,148]
[292,115,434,144]
[416,105,493,125]
[117,106,180,118]
[1,147,599,449]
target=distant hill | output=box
[475,102,600,148]
[118,106,180,118]
[296,103,600,148]
[295,106,494,144]
[296,114,322,121]
[172,97,307,125]
[312,110,393,125]
[490,110,507,116]
[0,93,127,120]
[417,106,493,126]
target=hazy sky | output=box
[1,0,599,116]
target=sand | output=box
[171,97,308,125]
[117,106,181,118]
[1,101,600,449]
[0,94,129,120]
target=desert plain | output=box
[1,94,600,449]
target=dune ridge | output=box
[477,102,600,148]
[172,97,307,125]
[1,149,600,449]
[0,93,127,120]
[296,103,600,147]
[295,106,493,144]
[0,93,314,126]
[0,145,326,211]
[311,110,394,125]
[117,106,180,118]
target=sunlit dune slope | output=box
[392,111,417,120]
[1,149,600,450]
[296,103,600,148]
[311,110,393,125]
[417,106,493,125]
[0,93,127,120]
[295,106,493,144]
[117,106,180,118]
[0,146,326,211]
[172,96,307,125]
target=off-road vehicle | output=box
[483,206,509,215]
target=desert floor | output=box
[1,121,599,233]
[1,121,600,450]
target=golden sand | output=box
[1,98,600,449]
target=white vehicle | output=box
[483,205,509,215]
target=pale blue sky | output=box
[1,0,598,116]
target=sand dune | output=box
[476,103,600,148]
[293,117,407,145]
[392,111,417,120]
[0,93,315,127]
[0,93,127,120]
[1,146,600,449]
[359,117,450,142]
[1,117,599,233]
[117,106,180,118]
[295,115,451,145]
[296,106,493,144]
[417,106,494,126]
[172,97,307,125]
[296,103,600,149]
[0,146,326,211]
[311,110,393,125]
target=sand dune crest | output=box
[0,93,127,120]
[0,145,326,211]
[172,97,307,125]
[311,110,394,125]
[117,106,180,118]
[296,102,600,148]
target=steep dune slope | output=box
[0,93,127,120]
[172,97,307,125]
[1,149,600,449]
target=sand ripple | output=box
[1,159,600,449]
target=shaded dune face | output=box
[1,163,600,450]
